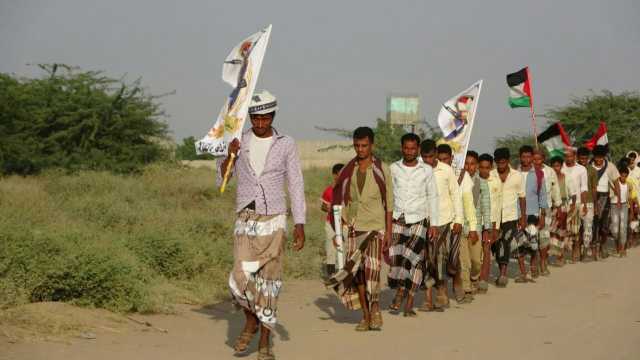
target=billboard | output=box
[386,95,420,126]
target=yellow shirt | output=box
[344,162,393,231]
[460,172,478,232]
[492,167,525,223]
[432,161,463,226]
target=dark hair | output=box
[353,127,375,143]
[332,163,344,175]
[629,151,638,159]
[577,146,591,157]
[494,147,510,161]
[401,133,421,146]
[466,150,479,161]
[550,156,564,165]
[618,163,629,174]
[479,153,493,164]
[618,157,630,169]
[593,145,608,157]
[437,144,452,156]
[519,145,534,155]
[420,139,437,154]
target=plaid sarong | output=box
[229,209,286,330]
[325,229,383,310]
[594,192,611,245]
[565,204,581,248]
[424,223,459,288]
[387,217,428,295]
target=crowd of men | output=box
[322,127,640,329]
[219,92,638,359]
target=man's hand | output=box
[468,231,479,245]
[428,226,439,241]
[293,224,305,251]
[452,223,462,235]
[228,138,240,156]
[617,201,622,209]
[383,230,392,251]
[538,215,545,229]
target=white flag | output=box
[437,80,483,172]
[196,25,272,156]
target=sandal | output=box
[233,328,258,354]
[257,346,276,360]
[388,292,403,313]
[403,309,417,317]
[515,275,528,283]
[476,281,488,294]
[369,311,383,331]
[355,319,369,332]
[418,302,444,312]
[435,295,450,309]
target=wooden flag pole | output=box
[526,67,539,149]
[219,153,236,194]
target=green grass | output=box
[0,163,333,313]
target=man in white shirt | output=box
[387,133,438,317]
[562,148,588,262]
[420,141,463,311]
[592,145,620,259]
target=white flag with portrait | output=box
[437,80,483,172]
[196,25,272,156]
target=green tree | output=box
[546,90,640,160]
[0,64,170,175]
[175,136,214,161]
[494,133,536,162]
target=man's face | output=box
[565,150,576,165]
[496,158,510,173]
[465,156,478,176]
[249,113,274,137]
[552,162,562,175]
[438,152,452,165]
[401,140,419,163]
[629,155,637,169]
[353,137,373,160]
[578,154,589,166]
[533,153,544,169]
[520,151,532,168]
[620,172,628,183]
[421,151,437,167]
[332,172,339,182]
[478,160,491,179]
[594,155,605,167]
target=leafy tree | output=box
[546,90,640,160]
[494,133,537,162]
[0,64,171,175]
[175,136,214,161]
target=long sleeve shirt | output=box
[543,164,562,207]
[522,168,548,216]
[492,167,525,223]
[463,173,492,232]
[390,161,439,224]
[562,163,588,204]
[459,172,478,232]
[432,161,463,226]
[216,128,306,224]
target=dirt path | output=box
[3,248,640,360]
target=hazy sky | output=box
[2,0,639,153]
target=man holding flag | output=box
[219,91,307,359]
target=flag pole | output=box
[526,67,539,149]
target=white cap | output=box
[249,90,278,115]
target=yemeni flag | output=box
[584,121,608,151]
[507,67,532,108]
[537,122,571,158]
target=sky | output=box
[1,0,639,153]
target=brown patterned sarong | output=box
[229,209,286,330]
[325,229,383,310]
[424,223,459,288]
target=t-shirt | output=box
[321,185,333,223]
[593,163,610,193]
[249,132,273,177]
[620,183,629,203]
[562,163,588,204]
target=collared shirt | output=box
[390,160,438,224]
[486,172,503,226]
[216,128,306,224]
[464,173,492,232]
[523,168,548,216]
[343,162,393,231]
[542,164,562,207]
[459,172,478,232]
[432,161,463,226]
[492,167,525,223]
[562,163,588,204]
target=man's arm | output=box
[426,168,439,229]
[451,170,464,226]
[285,139,306,250]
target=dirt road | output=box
[3,249,640,360]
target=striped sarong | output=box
[387,217,428,295]
[229,209,286,330]
[325,229,383,310]
[424,223,459,288]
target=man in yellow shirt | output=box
[492,148,526,288]
[420,141,463,310]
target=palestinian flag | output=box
[584,121,608,151]
[537,122,571,158]
[507,67,532,108]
